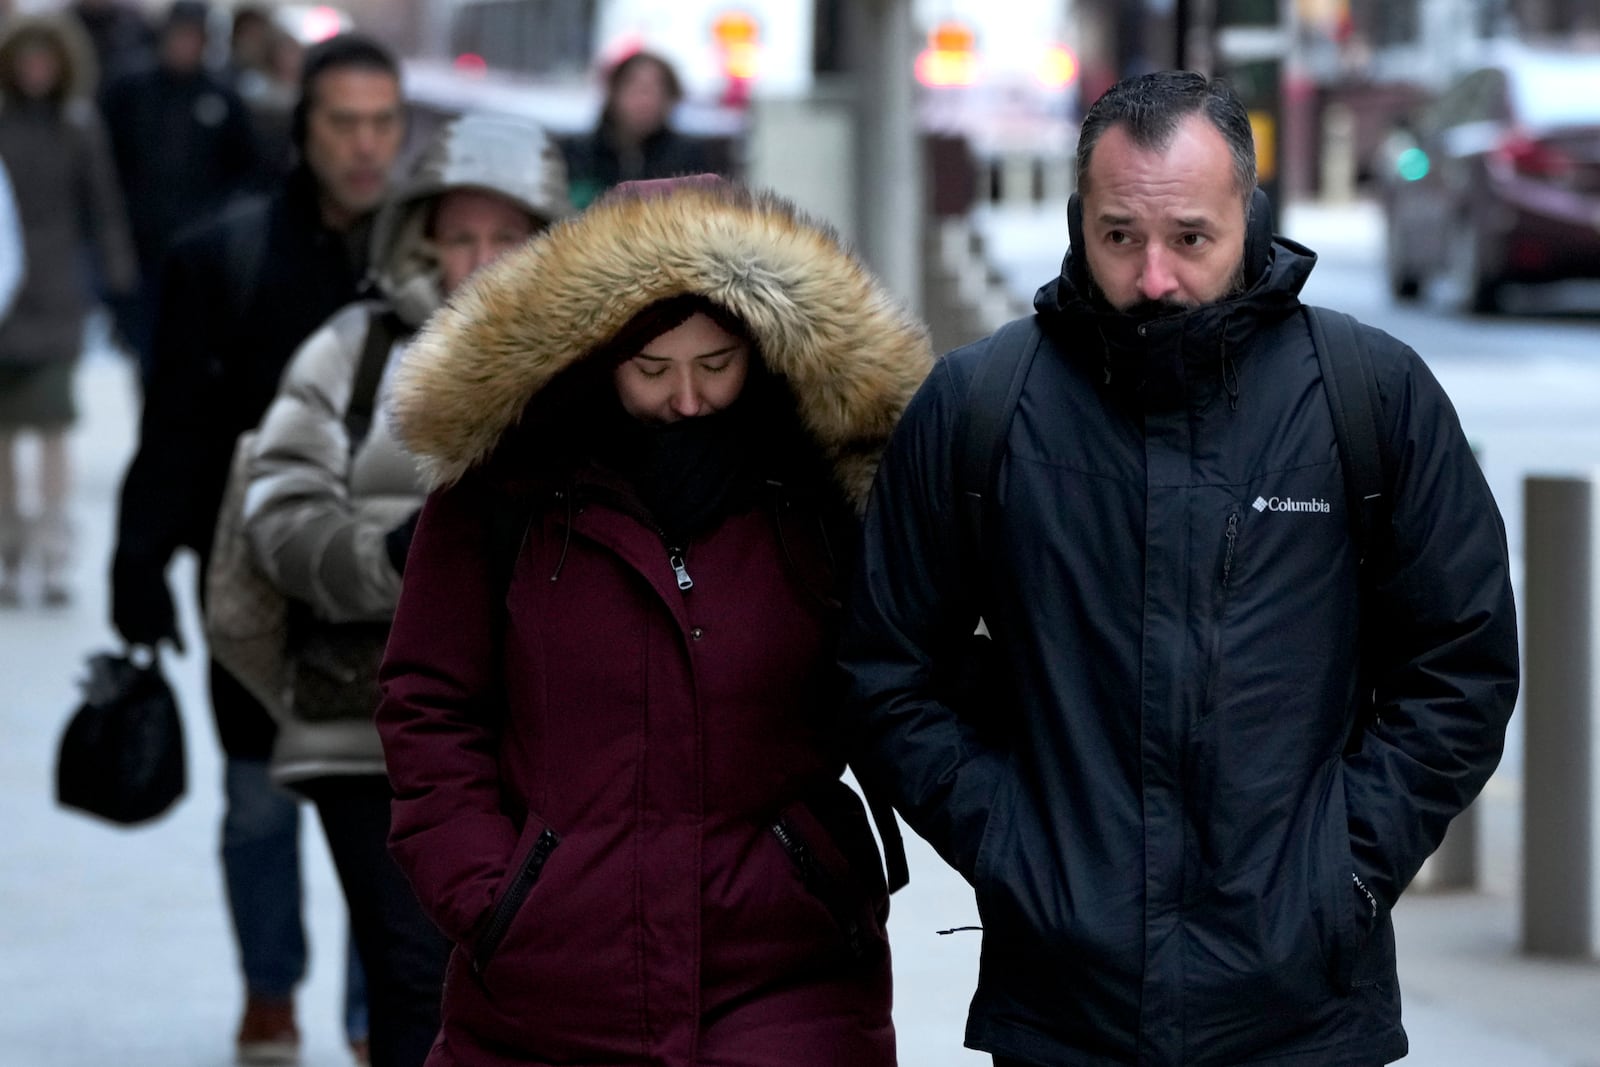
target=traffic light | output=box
[915,20,979,88]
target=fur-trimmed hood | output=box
[390,180,933,509]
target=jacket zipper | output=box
[573,484,694,593]
[1201,508,1242,717]
[1221,510,1239,589]
[771,816,869,961]
[667,547,693,590]
[473,827,560,974]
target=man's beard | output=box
[1090,254,1252,323]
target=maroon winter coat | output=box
[378,182,932,1066]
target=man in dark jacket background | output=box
[108,32,405,1065]
[101,0,259,377]
[841,71,1519,1067]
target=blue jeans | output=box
[222,758,370,1040]
[222,758,306,999]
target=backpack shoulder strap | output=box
[956,316,1043,573]
[1304,305,1385,563]
[342,306,406,448]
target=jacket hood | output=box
[391,180,933,507]
[0,15,97,104]
[368,114,572,328]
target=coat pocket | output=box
[472,824,560,974]
[1309,759,1362,994]
[769,785,889,965]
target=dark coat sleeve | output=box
[838,350,1010,883]
[1343,332,1520,909]
[376,473,522,945]
[114,227,228,566]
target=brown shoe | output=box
[236,995,299,1065]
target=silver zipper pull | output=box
[668,549,694,591]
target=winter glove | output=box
[385,509,421,576]
[110,554,184,653]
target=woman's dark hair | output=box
[290,32,400,148]
[600,50,683,128]
[1076,70,1257,208]
[0,24,72,104]
[595,293,753,367]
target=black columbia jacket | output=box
[841,235,1519,1065]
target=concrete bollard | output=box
[1521,475,1600,958]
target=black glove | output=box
[385,509,421,575]
[110,554,184,653]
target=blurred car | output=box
[1379,48,1600,312]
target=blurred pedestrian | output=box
[109,32,405,1067]
[0,14,137,606]
[841,70,1520,1067]
[239,112,571,1067]
[102,0,259,378]
[234,20,304,183]
[377,175,928,1067]
[67,0,155,86]
[224,3,274,85]
[562,50,710,210]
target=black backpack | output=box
[956,305,1389,575]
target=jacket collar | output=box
[1033,236,1318,410]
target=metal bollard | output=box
[1521,475,1600,958]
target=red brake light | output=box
[1497,131,1574,180]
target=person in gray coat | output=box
[0,14,136,606]
[239,112,571,1067]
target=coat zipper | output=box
[667,547,693,590]
[473,827,560,974]
[1221,510,1239,589]
[573,484,694,593]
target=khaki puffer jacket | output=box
[241,114,569,784]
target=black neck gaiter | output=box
[603,404,750,543]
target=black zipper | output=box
[771,816,869,962]
[473,827,560,973]
[1221,509,1239,589]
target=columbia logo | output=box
[1253,495,1332,515]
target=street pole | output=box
[847,0,923,313]
[1212,0,1288,221]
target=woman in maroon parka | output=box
[377,177,932,1066]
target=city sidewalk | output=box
[2,324,1597,1064]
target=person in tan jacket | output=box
[240,112,571,1067]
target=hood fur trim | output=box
[391,182,932,508]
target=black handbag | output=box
[56,650,186,826]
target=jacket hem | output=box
[966,1020,1409,1067]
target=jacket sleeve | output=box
[1342,336,1520,909]
[376,473,520,944]
[112,229,224,576]
[839,353,1010,883]
[241,305,408,624]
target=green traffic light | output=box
[1397,147,1430,182]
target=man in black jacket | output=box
[108,33,404,1065]
[841,71,1519,1066]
